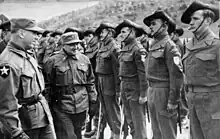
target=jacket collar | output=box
[186,30,217,50]
[149,34,170,51]
[121,39,137,52]
[99,37,114,52]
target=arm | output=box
[0,63,23,138]
[86,62,97,102]
[165,43,184,106]
[111,46,121,96]
[134,47,148,103]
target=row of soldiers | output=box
[0,1,220,139]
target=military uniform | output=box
[181,1,220,138]
[144,11,183,139]
[44,32,97,139]
[0,42,56,139]
[95,24,121,137]
[116,19,148,139]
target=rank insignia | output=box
[0,66,10,78]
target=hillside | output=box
[38,0,220,37]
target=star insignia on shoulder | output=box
[0,66,10,78]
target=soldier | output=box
[115,19,148,139]
[181,1,220,139]
[83,27,100,138]
[0,18,56,139]
[94,22,121,139]
[43,32,97,139]
[0,20,11,54]
[143,10,183,139]
[170,27,185,56]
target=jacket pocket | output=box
[56,66,70,86]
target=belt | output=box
[187,85,220,93]
[19,93,43,106]
[148,81,169,88]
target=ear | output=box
[18,29,25,39]
[205,17,213,25]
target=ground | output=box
[82,118,190,139]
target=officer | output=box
[95,22,121,139]
[44,32,97,139]
[0,20,11,54]
[0,18,56,139]
[115,19,148,139]
[170,27,185,56]
[143,10,183,139]
[83,27,100,138]
[181,1,220,139]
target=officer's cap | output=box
[50,30,63,37]
[143,10,176,34]
[95,22,115,35]
[62,32,82,45]
[174,27,184,37]
[83,27,96,37]
[10,18,44,34]
[115,19,145,37]
[0,21,11,31]
[64,27,84,40]
[181,1,219,24]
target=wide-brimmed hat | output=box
[64,27,84,40]
[115,19,145,37]
[83,27,96,37]
[174,27,184,36]
[42,30,52,37]
[10,18,44,34]
[62,32,82,45]
[181,1,219,24]
[95,22,115,35]
[143,10,176,34]
[50,30,63,37]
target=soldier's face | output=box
[84,34,93,44]
[22,30,39,50]
[189,10,205,33]
[100,29,109,41]
[119,27,133,42]
[149,19,163,36]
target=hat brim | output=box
[115,21,145,37]
[95,24,115,35]
[26,26,44,34]
[181,1,219,24]
[64,40,82,45]
[143,11,176,34]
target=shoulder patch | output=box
[0,65,10,78]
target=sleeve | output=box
[134,47,148,98]
[0,63,23,137]
[165,43,184,105]
[86,62,98,102]
[111,46,121,95]
[43,57,56,102]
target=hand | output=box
[89,101,98,116]
[14,131,30,139]
[167,103,178,112]
[139,96,147,104]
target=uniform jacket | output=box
[119,39,148,101]
[44,48,97,114]
[0,42,53,137]
[174,38,184,57]
[95,37,120,94]
[183,30,220,87]
[145,32,183,105]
